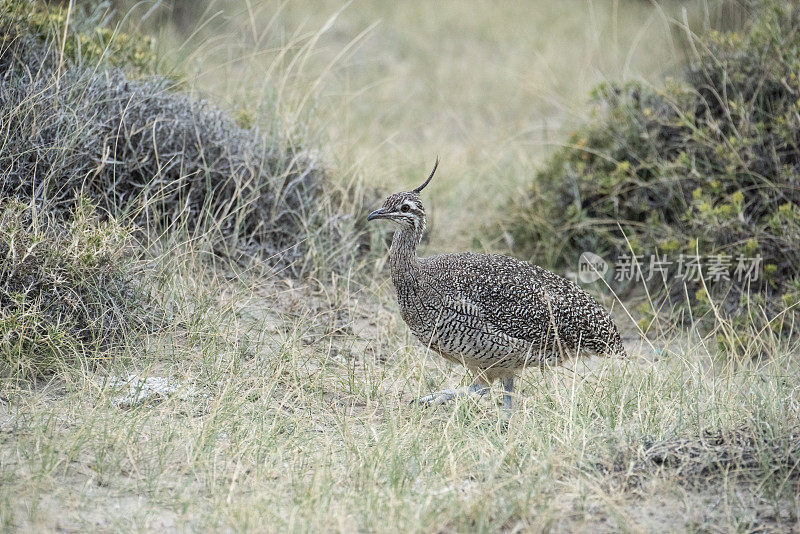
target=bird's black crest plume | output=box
[413,157,439,193]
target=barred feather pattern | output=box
[380,191,625,382]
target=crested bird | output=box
[367,158,626,413]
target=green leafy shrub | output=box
[0,199,153,378]
[0,0,155,71]
[508,0,800,337]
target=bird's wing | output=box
[420,253,571,345]
[419,253,623,356]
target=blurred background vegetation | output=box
[111,2,794,333]
[112,0,712,250]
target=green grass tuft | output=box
[0,198,153,378]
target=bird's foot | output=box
[413,381,490,406]
[413,389,460,406]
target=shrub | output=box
[507,0,800,339]
[0,0,367,276]
[0,0,155,71]
[0,0,368,377]
[0,199,153,378]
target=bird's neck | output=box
[389,225,422,275]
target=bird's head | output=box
[367,158,438,234]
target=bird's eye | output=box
[400,204,410,213]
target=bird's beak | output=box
[367,208,389,221]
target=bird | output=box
[367,158,626,414]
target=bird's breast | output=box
[392,276,440,335]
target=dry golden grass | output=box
[2,254,798,531]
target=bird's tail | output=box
[607,336,628,360]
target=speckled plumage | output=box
[368,161,625,410]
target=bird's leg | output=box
[501,376,514,415]
[468,375,490,396]
[415,376,489,406]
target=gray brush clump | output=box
[0,2,365,377]
[1,17,359,275]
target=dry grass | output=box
[127,0,711,253]
[1,259,799,531]
[2,1,799,532]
